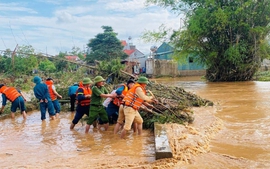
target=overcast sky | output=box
[0,0,181,56]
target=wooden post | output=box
[12,44,18,71]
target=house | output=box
[65,55,80,62]
[154,42,174,60]
[121,37,146,70]
[146,42,206,76]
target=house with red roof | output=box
[65,55,80,62]
[121,37,146,72]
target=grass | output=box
[253,71,270,81]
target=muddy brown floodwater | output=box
[154,76,270,169]
[1,77,270,169]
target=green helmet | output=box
[94,76,105,84]
[82,78,93,85]
[137,76,149,84]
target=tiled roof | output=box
[124,49,135,56]
[65,55,79,61]
[121,40,127,46]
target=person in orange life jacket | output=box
[68,82,79,112]
[120,76,157,139]
[70,78,93,130]
[45,78,62,118]
[113,79,136,134]
[33,76,56,121]
[85,76,116,133]
[100,80,135,126]
[0,84,27,119]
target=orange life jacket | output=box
[122,83,146,110]
[45,80,57,101]
[76,84,92,106]
[113,84,129,106]
[0,86,21,102]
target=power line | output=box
[72,36,75,47]
[21,29,30,45]
[9,22,18,44]
[1,38,7,49]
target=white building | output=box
[121,37,146,70]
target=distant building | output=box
[65,55,80,62]
[121,37,146,69]
[154,42,174,60]
[155,42,205,71]
[146,42,206,76]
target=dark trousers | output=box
[40,101,55,120]
[72,105,90,125]
[70,94,76,111]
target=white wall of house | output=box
[122,39,146,69]
[146,59,154,75]
[127,50,146,68]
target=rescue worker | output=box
[33,76,56,121]
[85,75,116,133]
[120,76,157,139]
[68,82,79,112]
[113,79,135,134]
[70,78,92,130]
[0,84,27,119]
[45,78,62,118]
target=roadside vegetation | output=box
[144,0,270,82]
[253,71,270,81]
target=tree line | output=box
[145,0,270,81]
[0,26,127,78]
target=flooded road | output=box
[1,77,270,168]
[0,112,155,168]
[154,77,270,168]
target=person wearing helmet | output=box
[33,76,56,121]
[85,75,116,133]
[113,79,136,134]
[0,84,27,119]
[70,78,93,130]
[120,76,157,139]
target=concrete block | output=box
[154,123,173,160]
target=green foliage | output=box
[39,58,56,73]
[16,45,35,57]
[54,53,71,72]
[96,58,125,83]
[0,56,11,73]
[253,71,270,81]
[85,26,128,63]
[54,59,70,72]
[12,54,38,76]
[142,24,172,42]
[141,110,194,131]
[0,45,38,76]
[145,0,270,82]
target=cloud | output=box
[53,6,95,16]
[0,2,37,14]
[0,0,180,55]
[105,0,147,12]
[36,0,72,5]
[55,11,76,23]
